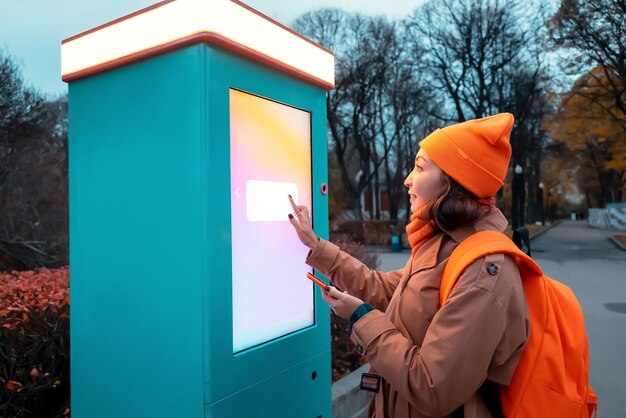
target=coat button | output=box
[356,344,364,354]
[486,263,499,276]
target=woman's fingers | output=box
[287,212,300,229]
[288,195,310,223]
[288,195,300,214]
[287,196,318,249]
[287,208,308,230]
[321,291,333,304]
[294,206,308,222]
[321,287,357,319]
[287,197,310,227]
[326,286,343,299]
[299,206,311,223]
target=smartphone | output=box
[306,272,328,289]
[306,272,344,292]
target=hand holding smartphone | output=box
[306,272,344,292]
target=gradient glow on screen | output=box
[230,89,314,353]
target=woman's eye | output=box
[415,164,422,172]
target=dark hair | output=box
[428,174,488,234]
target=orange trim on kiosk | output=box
[62,0,176,44]
[228,0,333,55]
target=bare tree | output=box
[406,0,551,227]
[0,50,68,270]
[360,18,417,221]
[295,12,405,218]
[406,0,536,121]
[373,19,439,222]
[296,2,554,226]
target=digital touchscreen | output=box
[229,88,314,353]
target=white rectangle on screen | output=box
[246,180,299,222]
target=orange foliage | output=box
[6,380,23,391]
[543,66,626,206]
[0,267,69,329]
[1,266,70,416]
[545,66,626,168]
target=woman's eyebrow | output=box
[416,156,427,164]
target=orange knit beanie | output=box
[419,113,514,198]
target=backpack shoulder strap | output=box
[440,230,539,307]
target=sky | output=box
[0,0,424,98]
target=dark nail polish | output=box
[331,282,344,292]
[288,214,294,219]
[324,286,330,292]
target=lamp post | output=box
[538,182,544,225]
[555,186,562,220]
[512,164,524,229]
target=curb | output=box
[332,363,371,418]
[608,236,626,252]
[528,220,562,242]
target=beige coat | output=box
[307,209,529,418]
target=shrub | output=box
[331,219,398,247]
[332,220,366,244]
[363,220,394,246]
[0,267,70,418]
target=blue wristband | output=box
[349,303,374,331]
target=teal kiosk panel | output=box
[62,2,335,417]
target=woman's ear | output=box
[437,172,451,197]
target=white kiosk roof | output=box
[61,0,335,90]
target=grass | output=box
[525,224,546,237]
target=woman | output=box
[288,113,529,418]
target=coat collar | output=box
[447,208,509,243]
[410,234,445,272]
[410,209,509,270]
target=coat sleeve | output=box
[305,238,404,312]
[350,253,527,417]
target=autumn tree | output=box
[548,0,626,127]
[545,0,626,206]
[544,67,626,206]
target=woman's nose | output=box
[404,172,412,188]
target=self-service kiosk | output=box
[62,1,334,416]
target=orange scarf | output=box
[478,196,496,214]
[405,206,436,256]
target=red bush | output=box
[1,268,69,326]
[0,267,70,418]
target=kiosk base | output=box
[206,352,331,418]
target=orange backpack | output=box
[440,230,598,418]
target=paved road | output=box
[532,221,626,418]
[373,221,626,417]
